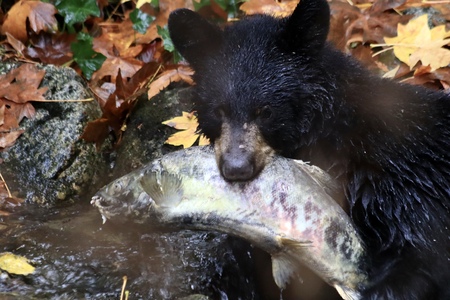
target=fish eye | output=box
[112,181,122,193]
[256,105,272,120]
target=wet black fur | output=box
[168,1,450,299]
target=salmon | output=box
[91,146,368,300]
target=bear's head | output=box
[168,0,335,181]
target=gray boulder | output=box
[0,62,104,204]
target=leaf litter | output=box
[1,0,450,149]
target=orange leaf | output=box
[240,0,296,17]
[0,104,4,126]
[2,0,57,42]
[0,130,24,149]
[148,65,194,99]
[0,64,48,103]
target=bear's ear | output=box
[280,0,330,51]
[168,9,223,65]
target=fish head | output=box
[91,170,153,224]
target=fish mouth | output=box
[91,194,110,208]
[91,195,109,224]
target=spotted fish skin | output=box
[92,146,368,300]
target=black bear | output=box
[168,0,450,299]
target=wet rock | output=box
[0,71,259,300]
[0,62,104,205]
[110,85,193,177]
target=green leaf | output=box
[149,0,159,9]
[71,32,106,79]
[55,0,100,26]
[157,25,183,63]
[193,0,210,11]
[214,0,228,10]
[130,9,155,34]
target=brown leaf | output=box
[240,0,297,17]
[0,130,24,149]
[80,118,110,149]
[94,20,139,58]
[91,57,143,83]
[5,33,26,56]
[2,0,57,42]
[25,31,75,65]
[82,63,161,148]
[0,64,48,103]
[369,0,406,15]
[0,100,36,127]
[0,104,4,127]
[148,65,194,99]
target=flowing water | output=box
[0,201,257,299]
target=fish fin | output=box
[140,171,183,207]
[271,237,312,289]
[293,160,340,193]
[271,254,298,290]
[334,284,361,300]
[292,160,345,206]
[279,236,313,248]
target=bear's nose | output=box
[220,154,255,181]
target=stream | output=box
[0,201,257,299]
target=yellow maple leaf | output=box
[0,252,35,275]
[383,14,450,71]
[162,111,210,148]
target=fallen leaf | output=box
[0,252,35,276]
[91,57,143,83]
[80,118,110,149]
[94,20,142,58]
[147,65,194,99]
[162,111,209,148]
[0,130,25,149]
[25,31,75,65]
[0,100,36,126]
[409,46,450,71]
[383,14,450,71]
[0,64,48,103]
[0,104,4,126]
[5,33,26,56]
[2,0,57,42]
[240,0,297,17]
[82,63,161,148]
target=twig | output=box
[31,98,94,102]
[106,1,123,23]
[120,276,128,300]
[371,46,394,57]
[146,64,164,89]
[0,172,12,198]
[422,0,450,4]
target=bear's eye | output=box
[256,105,272,120]
[213,106,226,119]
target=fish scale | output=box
[91,146,368,300]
